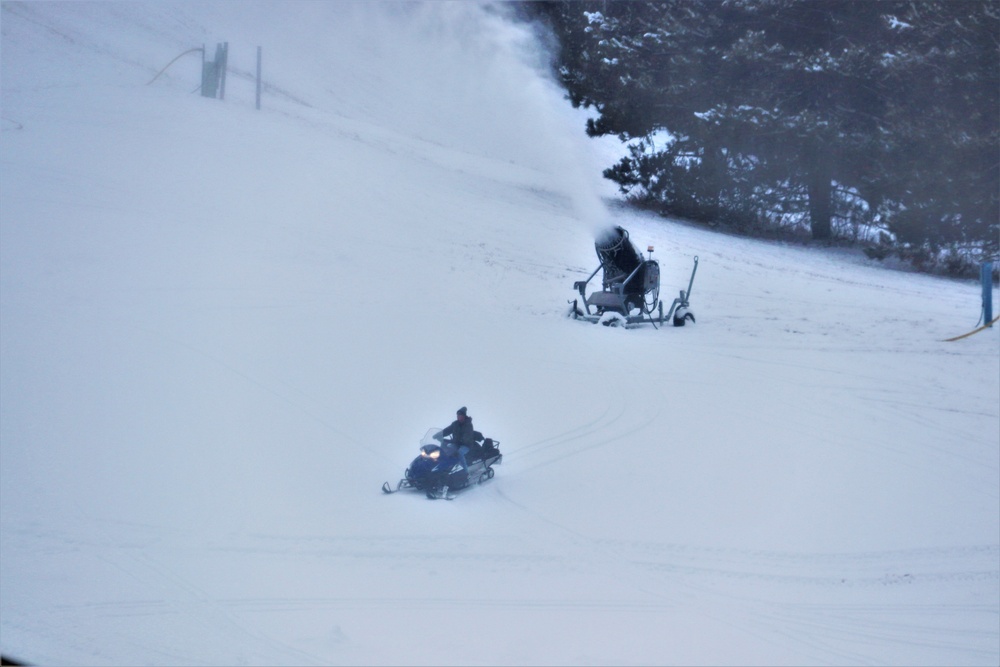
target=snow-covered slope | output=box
[2,3,997,665]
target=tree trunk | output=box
[807,152,833,241]
[699,145,723,222]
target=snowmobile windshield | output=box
[420,427,444,447]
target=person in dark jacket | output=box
[434,406,483,469]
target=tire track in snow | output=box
[739,600,999,665]
[511,410,659,475]
[501,372,659,476]
[612,542,1000,589]
[118,319,393,466]
[588,538,1000,665]
[4,520,332,666]
[106,543,330,665]
[505,401,626,461]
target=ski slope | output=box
[1,2,997,665]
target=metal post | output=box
[983,262,994,326]
[218,42,229,100]
[203,43,222,98]
[256,46,262,110]
[200,43,211,97]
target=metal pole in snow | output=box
[219,42,229,100]
[200,43,209,97]
[256,46,262,111]
[983,262,994,326]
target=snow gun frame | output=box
[570,226,698,328]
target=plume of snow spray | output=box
[378,1,611,231]
[208,1,613,234]
[312,2,611,232]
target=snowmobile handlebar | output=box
[433,432,487,445]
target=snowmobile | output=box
[381,428,502,500]
[569,226,698,328]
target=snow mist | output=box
[282,1,612,232]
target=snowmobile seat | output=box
[464,441,483,460]
[466,438,499,462]
[480,438,498,458]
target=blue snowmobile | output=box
[381,427,502,500]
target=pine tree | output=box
[527,0,999,263]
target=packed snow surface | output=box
[2,2,998,665]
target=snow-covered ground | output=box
[1,2,997,665]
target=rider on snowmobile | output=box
[434,406,483,470]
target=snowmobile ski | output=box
[381,479,412,494]
[425,485,456,501]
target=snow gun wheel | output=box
[673,307,695,327]
[598,312,627,327]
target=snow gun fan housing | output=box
[570,226,698,328]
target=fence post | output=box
[256,46,262,110]
[200,43,212,97]
[983,262,994,326]
[201,42,227,99]
[219,42,229,100]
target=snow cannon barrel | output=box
[595,226,645,299]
